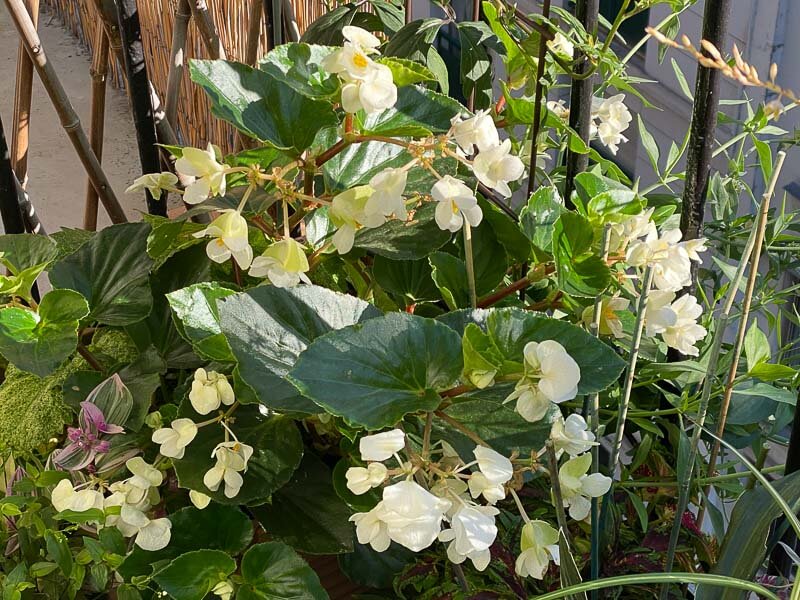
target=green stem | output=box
[617,464,784,487]
[546,442,571,544]
[463,221,477,309]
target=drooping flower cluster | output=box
[590,94,633,155]
[627,227,707,293]
[505,340,581,423]
[646,291,708,356]
[322,26,397,114]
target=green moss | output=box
[89,328,138,364]
[0,365,73,454]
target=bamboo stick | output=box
[3,0,128,224]
[165,0,192,128]
[10,0,38,186]
[191,0,227,59]
[84,26,110,231]
[246,0,263,65]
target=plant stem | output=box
[546,442,571,544]
[463,222,477,309]
[526,0,551,197]
[434,411,489,447]
[702,150,787,503]
[77,344,104,372]
[422,412,433,461]
[282,199,290,238]
[617,464,785,487]
[589,225,611,593]
[477,276,530,308]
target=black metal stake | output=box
[563,0,599,205]
[0,112,27,236]
[114,0,166,216]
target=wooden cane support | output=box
[3,0,128,224]
[165,0,191,128]
[84,27,110,231]
[10,0,38,185]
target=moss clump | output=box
[0,365,74,454]
[89,328,138,364]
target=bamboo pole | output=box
[563,0,599,204]
[84,26,110,231]
[191,0,227,59]
[678,0,731,292]
[3,0,128,224]
[165,0,192,128]
[245,0,263,65]
[10,0,38,186]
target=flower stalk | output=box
[463,221,477,308]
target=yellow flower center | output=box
[450,200,459,215]
[232,442,241,452]
[353,53,369,68]
[215,238,225,247]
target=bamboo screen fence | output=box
[40,0,334,153]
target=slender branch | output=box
[477,276,529,308]
[84,26,109,231]
[526,0,551,197]
[190,0,226,59]
[434,411,489,447]
[463,222,477,309]
[546,442,571,544]
[78,344,104,372]
[165,0,191,128]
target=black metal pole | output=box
[114,0,166,216]
[563,0,599,205]
[679,0,731,292]
[0,112,27,235]
[263,0,282,49]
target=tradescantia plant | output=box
[1,1,800,599]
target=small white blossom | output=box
[515,520,560,579]
[189,368,235,415]
[126,172,178,198]
[550,414,597,457]
[468,472,506,505]
[126,457,163,491]
[359,429,405,462]
[431,175,483,232]
[581,295,630,339]
[380,480,451,551]
[203,441,254,499]
[192,210,253,269]
[330,185,381,254]
[547,100,570,120]
[451,110,500,154]
[340,64,397,114]
[151,418,198,459]
[189,490,212,509]
[472,139,525,198]
[175,144,227,204]
[505,341,581,423]
[473,446,513,485]
[51,479,104,514]
[350,501,392,552]
[365,168,408,222]
[439,505,499,571]
[558,453,612,521]
[345,462,388,495]
[249,238,311,288]
[646,292,706,356]
[627,228,706,292]
[590,94,632,155]
[548,31,574,58]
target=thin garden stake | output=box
[526,0,551,197]
[0,112,28,236]
[10,0,38,185]
[678,0,731,290]
[246,0,264,65]
[115,0,167,216]
[165,0,192,128]
[563,0,598,204]
[191,0,227,59]
[3,0,128,224]
[84,26,110,231]
[702,150,787,501]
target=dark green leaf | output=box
[289,312,463,429]
[238,542,328,600]
[519,186,564,253]
[338,540,414,589]
[153,550,235,600]
[219,284,381,414]
[258,43,339,98]
[167,282,236,362]
[189,59,338,154]
[373,255,439,302]
[354,202,451,260]
[49,222,153,326]
[457,21,498,110]
[552,212,611,297]
[377,56,435,86]
[356,85,464,137]
[478,195,530,263]
[0,234,57,273]
[253,454,354,554]
[143,215,206,270]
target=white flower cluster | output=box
[346,430,512,571]
[505,340,581,423]
[51,458,173,551]
[590,94,633,155]
[646,291,707,356]
[322,26,397,114]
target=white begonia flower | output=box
[468,472,506,505]
[203,440,254,498]
[126,457,163,490]
[126,172,178,198]
[322,25,380,79]
[189,490,212,510]
[133,517,172,551]
[249,238,311,288]
[380,480,451,551]
[192,210,253,269]
[350,501,392,552]
[547,100,570,120]
[365,168,408,222]
[645,291,679,337]
[581,295,630,339]
[550,414,597,457]
[661,294,707,356]
[548,31,574,58]
[431,175,483,232]
[151,418,198,459]
[558,453,612,521]
[474,446,513,485]
[345,462,388,495]
[51,479,104,514]
[450,110,500,154]
[330,185,381,254]
[175,143,227,204]
[341,25,381,51]
[472,138,525,198]
[515,520,560,579]
[211,581,235,600]
[359,429,405,462]
[626,228,707,292]
[340,63,397,114]
[189,368,235,415]
[438,505,499,571]
[505,341,581,423]
[590,94,632,155]
[608,208,656,253]
[431,477,471,519]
